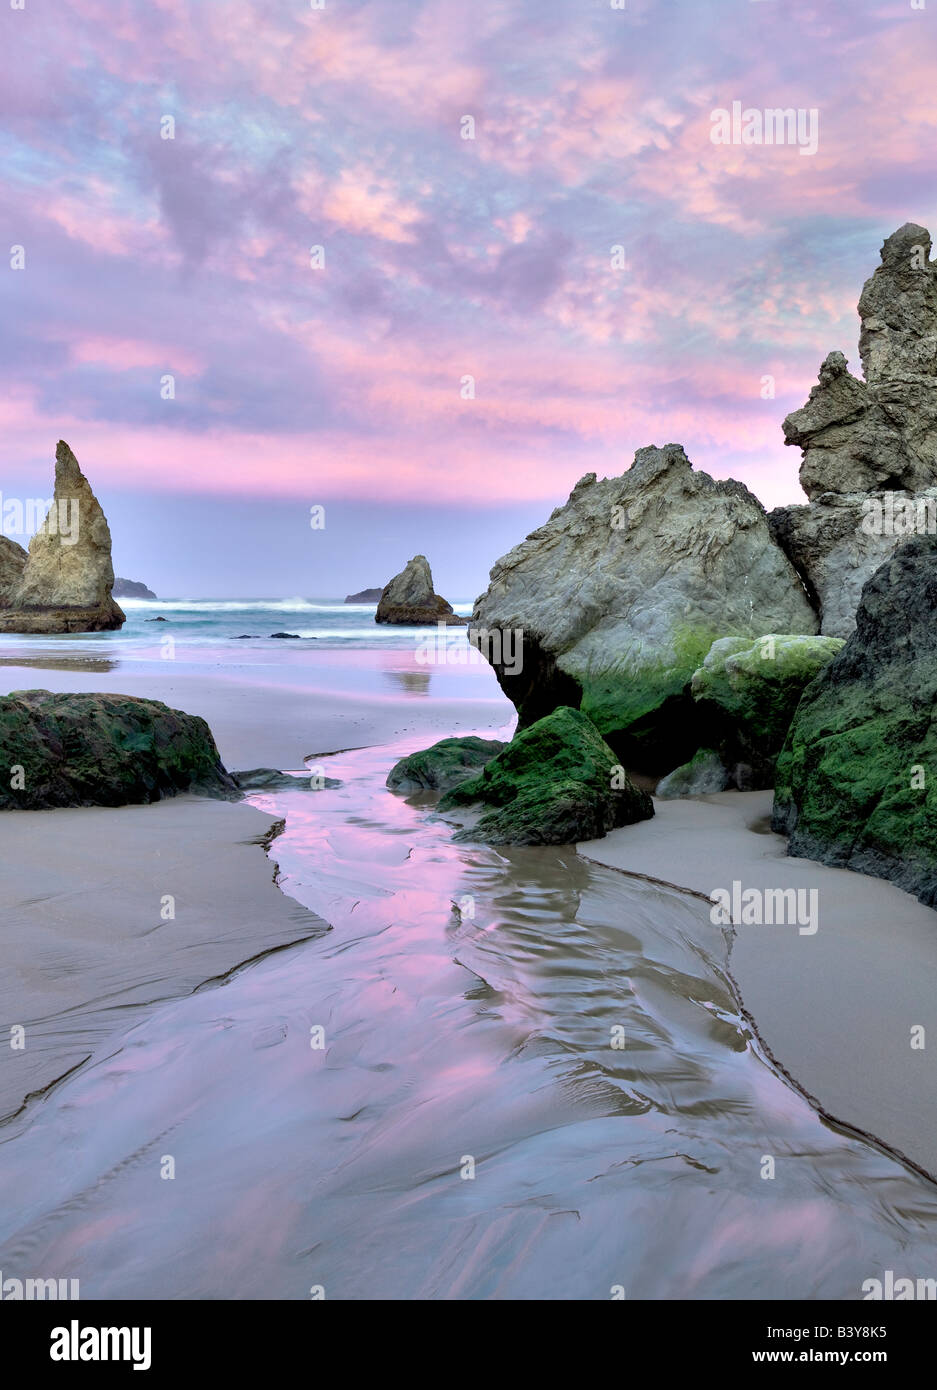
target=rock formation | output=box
[345,587,383,603]
[0,537,27,603]
[386,735,505,793]
[470,444,817,770]
[0,690,236,809]
[772,224,937,636]
[773,536,937,907]
[438,706,653,845]
[113,578,157,600]
[0,441,125,633]
[656,749,729,799]
[376,555,465,625]
[687,633,844,789]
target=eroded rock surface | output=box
[0,441,125,633]
[774,225,937,636]
[471,445,817,768]
[376,555,465,625]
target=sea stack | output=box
[0,441,125,633]
[771,224,937,636]
[375,555,465,625]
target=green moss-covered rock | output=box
[438,706,653,845]
[0,690,237,808]
[690,633,844,787]
[656,748,729,799]
[773,537,937,907]
[386,735,505,793]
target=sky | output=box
[2,0,936,597]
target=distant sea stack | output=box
[0,441,125,633]
[376,555,466,625]
[114,578,157,600]
[345,587,382,603]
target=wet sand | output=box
[0,799,330,1125]
[0,661,510,769]
[579,793,937,1179]
[4,742,937,1299]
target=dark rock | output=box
[376,555,466,626]
[0,690,237,809]
[773,535,937,906]
[386,736,505,793]
[345,588,383,603]
[233,767,341,791]
[270,632,301,639]
[146,617,169,623]
[114,578,158,600]
[656,748,730,799]
[438,706,653,845]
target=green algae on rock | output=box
[438,706,653,845]
[386,735,505,793]
[0,690,237,809]
[773,536,937,907]
[690,633,845,788]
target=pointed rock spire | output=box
[0,441,125,632]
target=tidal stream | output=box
[2,739,936,1299]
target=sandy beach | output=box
[0,645,513,1130]
[580,793,937,1179]
[4,631,937,1299]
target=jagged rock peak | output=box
[0,440,125,633]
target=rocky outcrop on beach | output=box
[0,442,125,634]
[772,225,937,637]
[438,706,653,845]
[345,588,382,603]
[233,767,341,791]
[470,445,817,769]
[113,578,157,600]
[686,633,844,789]
[376,555,466,625]
[0,690,237,809]
[773,536,937,906]
[387,735,505,793]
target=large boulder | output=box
[0,690,237,808]
[773,225,937,636]
[438,706,653,845]
[689,633,844,788]
[376,555,465,625]
[0,441,125,633]
[773,536,937,907]
[470,445,818,770]
[386,735,505,793]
